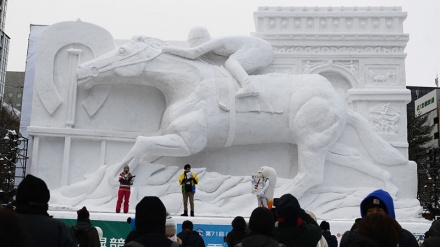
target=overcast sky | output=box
[5,0,440,87]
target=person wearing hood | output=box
[236,207,284,247]
[72,206,100,247]
[345,189,418,247]
[124,196,179,247]
[15,174,77,247]
[177,220,205,247]
[273,194,321,247]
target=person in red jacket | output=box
[116,165,135,213]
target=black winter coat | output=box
[422,236,440,247]
[322,230,338,247]
[236,234,285,247]
[72,220,101,247]
[124,233,178,247]
[177,230,205,247]
[16,213,77,247]
[340,231,379,247]
[226,229,248,247]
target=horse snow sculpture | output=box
[75,36,406,199]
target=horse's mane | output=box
[132,35,168,49]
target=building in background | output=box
[407,86,437,112]
[0,0,8,100]
[407,86,437,148]
[407,86,440,217]
[412,88,440,148]
[5,71,24,111]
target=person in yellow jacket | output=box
[179,164,199,217]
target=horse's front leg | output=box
[122,133,193,167]
[121,109,208,169]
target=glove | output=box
[259,191,265,198]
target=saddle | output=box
[215,67,283,114]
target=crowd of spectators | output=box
[0,174,433,247]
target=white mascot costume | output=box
[251,166,277,208]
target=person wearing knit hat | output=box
[273,194,321,247]
[124,196,179,247]
[116,165,135,213]
[358,189,418,247]
[360,190,392,219]
[15,174,77,247]
[236,207,283,247]
[177,220,205,247]
[178,164,199,216]
[16,174,50,214]
[72,206,100,247]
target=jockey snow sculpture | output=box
[252,166,277,209]
[73,35,407,204]
[163,27,274,98]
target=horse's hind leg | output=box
[285,144,328,198]
[286,96,345,198]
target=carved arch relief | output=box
[302,60,358,107]
[302,60,359,81]
[367,68,398,85]
[369,103,401,134]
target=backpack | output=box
[72,225,94,247]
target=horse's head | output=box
[77,36,166,89]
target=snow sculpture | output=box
[74,36,406,199]
[164,27,274,97]
[27,19,420,218]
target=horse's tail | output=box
[345,110,406,166]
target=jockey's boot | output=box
[190,211,195,217]
[181,210,188,216]
[225,58,259,98]
[236,81,259,98]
